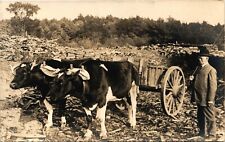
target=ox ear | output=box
[40,64,60,77]
[78,66,90,80]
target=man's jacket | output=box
[193,64,217,106]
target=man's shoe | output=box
[198,132,206,138]
[205,135,216,141]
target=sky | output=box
[0,0,224,25]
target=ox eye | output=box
[20,70,27,75]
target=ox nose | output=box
[10,83,17,89]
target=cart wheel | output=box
[115,103,125,110]
[115,100,126,110]
[161,66,186,117]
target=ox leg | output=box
[129,82,137,128]
[58,99,67,128]
[126,100,133,127]
[43,99,53,129]
[83,107,93,139]
[96,104,107,139]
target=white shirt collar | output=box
[201,62,208,67]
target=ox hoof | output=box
[61,117,67,129]
[128,122,136,129]
[43,123,53,133]
[84,129,93,139]
[43,127,51,135]
[131,123,136,129]
[100,132,107,139]
[132,125,136,130]
[44,124,53,130]
[131,124,136,129]
[60,122,67,129]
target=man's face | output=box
[198,56,209,66]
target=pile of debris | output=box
[1,34,224,68]
[156,43,225,58]
[0,34,170,67]
[0,35,59,61]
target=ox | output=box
[10,58,92,129]
[48,60,139,139]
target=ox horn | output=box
[31,60,37,70]
[70,64,73,69]
[10,64,17,75]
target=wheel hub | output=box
[172,84,179,96]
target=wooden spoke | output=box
[166,94,173,106]
[177,74,182,84]
[168,97,173,113]
[167,79,173,88]
[173,70,178,83]
[174,98,178,111]
[176,95,182,103]
[166,88,173,91]
[172,99,176,114]
[177,84,184,91]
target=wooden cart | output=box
[138,59,186,118]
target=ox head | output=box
[49,66,90,102]
[10,62,33,89]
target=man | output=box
[191,47,217,139]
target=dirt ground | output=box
[0,60,225,141]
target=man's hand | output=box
[189,75,194,81]
[207,101,214,107]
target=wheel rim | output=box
[162,66,186,117]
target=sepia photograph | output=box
[0,0,224,141]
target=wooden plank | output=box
[143,66,148,85]
[145,66,163,89]
[139,58,144,74]
[139,58,167,87]
[155,67,160,86]
[139,58,145,85]
[147,68,152,87]
[147,66,160,87]
[152,67,156,86]
[156,67,165,88]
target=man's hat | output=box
[198,46,210,57]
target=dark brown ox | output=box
[10,58,92,129]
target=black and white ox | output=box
[48,60,139,139]
[10,58,92,129]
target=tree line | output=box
[2,2,224,49]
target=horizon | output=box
[0,0,224,26]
